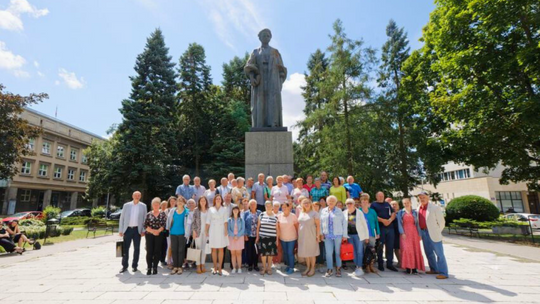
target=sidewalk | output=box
[0,234,118,267]
[443,232,540,262]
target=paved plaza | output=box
[1,236,540,304]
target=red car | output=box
[2,211,43,223]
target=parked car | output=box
[108,209,122,220]
[504,213,540,229]
[2,211,43,223]
[59,208,92,219]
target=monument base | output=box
[245,131,294,179]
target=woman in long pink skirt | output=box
[397,198,425,274]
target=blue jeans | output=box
[280,240,296,270]
[378,226,395,267]
[324,237,342,269]
[420,229,448,277]
[348,235,364,268]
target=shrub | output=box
[84,217,107,225]
[445,195,500,222]
[91,206,107,218]
[60,216,87,226]
[19,219,45,227]
[60,226,74,235]
[42,206,61,223]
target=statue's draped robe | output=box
[245,46,287,128]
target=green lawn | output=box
[27,229,115,247]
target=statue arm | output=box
[275,50,287,83]
[244,50,260,87]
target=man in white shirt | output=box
[119,191,147,273]
[217,177,231,196]
[193,176,206,202]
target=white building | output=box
[412,162,539,214]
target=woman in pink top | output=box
[277,202,299,274]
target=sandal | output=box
[177,268,183,275]
[324,269,333,277]
[307,269,316,277]
[259,268,266,275]
[266,268,272,275]
[336,268,342,277]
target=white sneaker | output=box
[354,268,364,276]
[237,269,242,274]
[231,269,237,274]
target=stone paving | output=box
[1,236,540,304]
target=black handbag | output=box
[33,241,41,250]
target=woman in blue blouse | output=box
[243,200,261,272]
[319,195,348,277]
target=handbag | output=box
[186,241,201,264]
[116,240,123,258]
[33,241,41,250]
[340,240,354,261]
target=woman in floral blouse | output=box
[144,197,168,275]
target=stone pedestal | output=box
[245,131,293,179]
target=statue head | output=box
[258,28,272,45]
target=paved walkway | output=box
[1,236,540,304]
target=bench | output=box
[86,223,115,238]
[447,222,480,237]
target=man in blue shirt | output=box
[370,191,397,272]
[320,171,331,190]
[176,175,195,200]
[251,173,266,212]
[344,175,363,201]
[283,175,294,194]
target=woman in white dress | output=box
[204,179,217,208]
[205,194,229,275]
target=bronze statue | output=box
[245,29,287,129]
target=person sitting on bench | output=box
[6,220,34,248]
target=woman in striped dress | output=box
[256,201,280,275]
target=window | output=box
[57,146,65,158]
[54,167,62,179]
[79,170,87,182]
[70,149,78,161]
[26,138,35,151]
[20,190,31,202]
[42,142,51,154]
[38,164,48,177]
[21,162,31,175]
[496,191,524,213]
[82,154,87,164]
[67,168,76,180]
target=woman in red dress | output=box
[397,198,425,274]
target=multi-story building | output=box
[0,108,104,215]
[412,162,540,214]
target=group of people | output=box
[0,219,36,255]
[118,171,448,279]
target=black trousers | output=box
[245,236,258,267]
[377,226,395,267]
[160,232,168,263]
[122,227,141,269]
[145,233,164,270]
[0,237,16,252]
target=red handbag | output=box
[340,240,354,261]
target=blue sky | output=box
[0,0,435,140]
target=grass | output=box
[24,229,114,247]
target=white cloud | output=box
[33,60,39,67]
[54,80,60,85]
[37,70,44,77]
[0,40,30,77]
[199,0,267,50]
[282,72,307,141]
[0,0,48,32]
[58,68,85,89]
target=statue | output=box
[245,29,287,129]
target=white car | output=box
[504,213,540,229]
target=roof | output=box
[25,107,106,140]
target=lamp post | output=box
[527,215,535,244]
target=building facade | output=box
[0,108,104,215]
[412,162,540,214]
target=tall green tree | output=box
[222,53,251,106]
[113,29,178,202]
[85,128,118,201]
[294,49,330,177]
[409,0,540,189]
[322,19,376,175]
[0,84,47,180]
[177,43,213,177]
[377,19,420,198]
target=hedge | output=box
[445,195,501,222]
[60,216,107,226]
